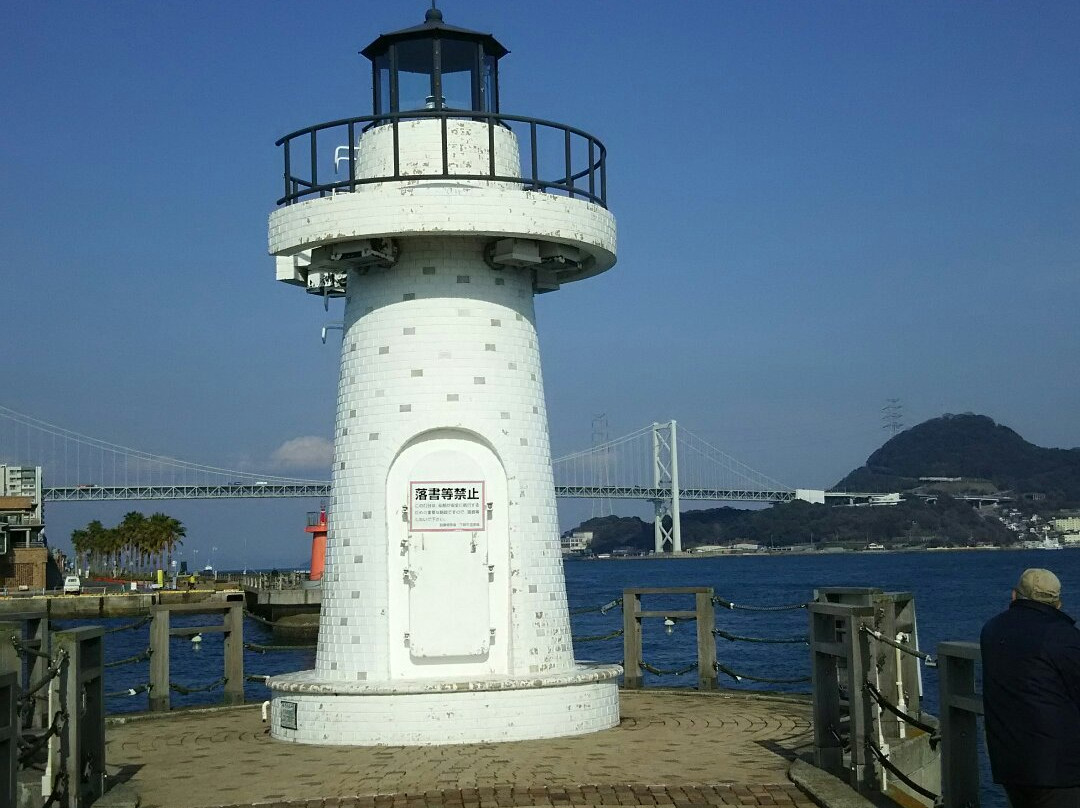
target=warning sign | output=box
[409,481,485,532]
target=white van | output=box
[63,575,82,595]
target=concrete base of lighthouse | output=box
[267,663,621,745]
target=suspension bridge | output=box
[0,404,820,552]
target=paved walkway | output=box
[105,690,816,808]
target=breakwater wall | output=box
[0,589,240,619]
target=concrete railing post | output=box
[149,607,171,712]
[223,602,244,705]
[938,641,983,808]
[55,626,105,808]
[696,590,717,690]
[0,671,15,808]
[0,622,21,693]
[622,591,642,689]
[808,601,877,791]
[27,615,51,728]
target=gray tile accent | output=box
[474,377,486,385]
[379,346,390,354]
[400,404,412,412]
[411,369,423,377]
[447,394,459,401]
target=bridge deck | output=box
[44,484,797,502]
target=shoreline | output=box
[570,544,1077,561]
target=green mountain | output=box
[834,413,1080,507]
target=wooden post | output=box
[696,590,716,690]
[149,607,171,712]
[938,642,983,808]
[622,591,642,689]
[0,671,15,808]
[56,627,105,808]
[223,602,244,705]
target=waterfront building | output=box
[0,465,52,588]
[265,8,621,744]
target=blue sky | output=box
[3,2,1078,568]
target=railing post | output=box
[27,615,51,728]
[938,641,983,808]
[696,590,716,690]
[809,604,844,779]
[0,622,21,692]
[223,602,244,705]
[149,607,171,712]
[846,610,876,792]
[0,671,14,808]
[55,626,105,808]
[808,601,877,791]
[622,590,642,689]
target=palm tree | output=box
[147,512,185,572]
[118,512,148,574]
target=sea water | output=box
[86,548,1080,806]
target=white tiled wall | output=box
[271,678,620,745]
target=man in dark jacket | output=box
[981,568,1080,808]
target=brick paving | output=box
[105,690,816,808]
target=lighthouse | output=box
[266,7,620,745]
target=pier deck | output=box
[104,690,817,808]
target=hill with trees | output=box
[834,413,1080,508]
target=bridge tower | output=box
[651,421,682,553]
[265,7,620,744]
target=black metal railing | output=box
[275,110,607,208]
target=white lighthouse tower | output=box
[266,7,620,745]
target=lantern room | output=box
[361,6,508,114]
